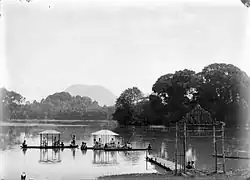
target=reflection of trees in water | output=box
[0,126,35,148]
[122,151,141,164]
[39,149,61,163]
[92,150,118,165]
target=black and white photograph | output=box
[0,0,250,179]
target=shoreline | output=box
[97,172,248,180]
[0,119,117,126]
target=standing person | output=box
[21,172,26,180]
[22,140,27,147]
[43,137,47,147]
[98,138,102,147]
[53,137,57,146]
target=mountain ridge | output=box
[65,84,117,106]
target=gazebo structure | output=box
[174,104,226,175]
[91,129,119,145]
[39,130,61,147]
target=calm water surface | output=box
[0,121,249,180]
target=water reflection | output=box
[93,150,118,165]
[0,123,249,179]
[39,149,61,163]
[81,149,87,155]
[22,148,27,155]
[71,148,76,159]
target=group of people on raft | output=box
[22,135,152,151]
[80,137,152,150]
[22,135,77,148]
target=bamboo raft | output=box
[81,147,151,151]
[212,154,250,160]
[21,145,78,149]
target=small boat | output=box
[20,130,78,149]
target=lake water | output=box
[0,120,250,180]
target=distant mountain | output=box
[65,84,117,106]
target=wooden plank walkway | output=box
[146,155,182,171]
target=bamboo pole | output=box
[213,124,217,173]
[175,123,178,175]
[40,134,42,146]
[183,122,186,174]
[222,124,226,173]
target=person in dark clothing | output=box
[71,135,76,146]
[191,161,195,168]
[186,161,192,169]
[81,142,87,150]
[61,141,64,147]
[148,144,152,150]
[21,172,26,180]
[22,140,27,148]
[53,137,57,146]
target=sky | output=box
[0,0,249,102]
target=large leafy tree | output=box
[0,88,25,119]
[113,87,143,125]
[152,69,198,123]
[197,63,250,126]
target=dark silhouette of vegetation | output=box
[113,63,250,127]
[0,90,115,120]
[1,63,249,126]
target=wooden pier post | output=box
[222,123,226,173]
[183,122,186,174]
[175,123,178,175]
[213,124,217,173]
[40,134,42,146]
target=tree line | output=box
[113,63,250,127]
[0,89,115,120]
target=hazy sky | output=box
[0,0,249,101]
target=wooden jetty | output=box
[146,156,172,171]
[213,154,250,160]
[146,155,182,172]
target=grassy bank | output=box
[98,172,247,180]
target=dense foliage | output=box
[113,63,250,127]
[0,90,115,120]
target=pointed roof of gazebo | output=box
[179,104,215,125]
[39,130,61,135]
[91,129,118,136]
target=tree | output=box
[197,63,250,126]
[0,88,25,119]
[113,87,144,125]
[152,69,198,124]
